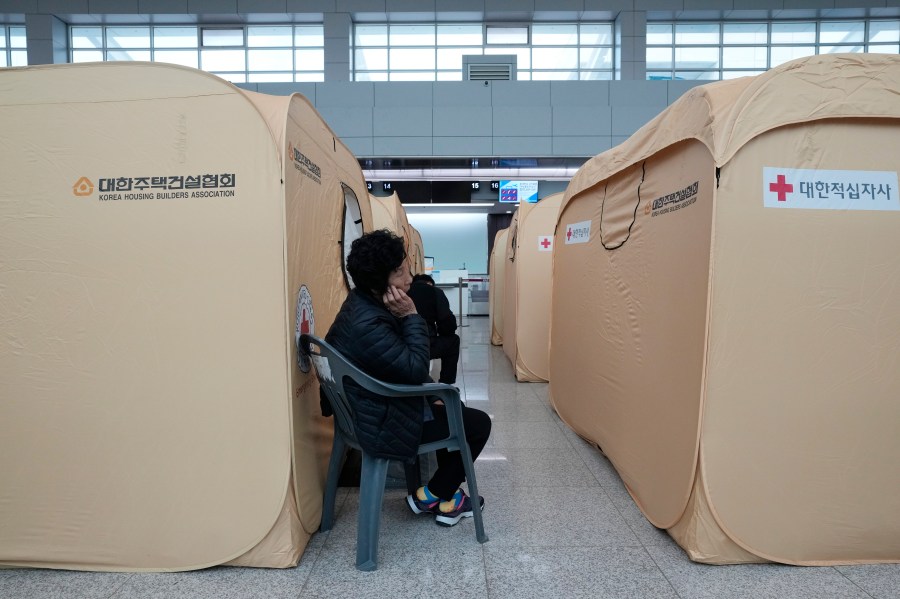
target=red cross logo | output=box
[300,308,310,334]
[540,237,551,249]
[769,174,793,202]
[296,284,315,373]
[566,228,572,241]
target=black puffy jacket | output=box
[406,280,457,337]
[324,288,431,461]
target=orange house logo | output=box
[72,177,94,196]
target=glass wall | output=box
[1,25,27,68]
[647,19,900,80]
[353,23,614,81]
[70,24,325,83]
[7,17,899,82]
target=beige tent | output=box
[0,62,371,571]
[489,228,509,346]
[501,194,563,381]
[368,191,415,272]
[549,54,900,565]
[408,225,426,276]
[501,210,521,367]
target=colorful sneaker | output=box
[406,486,441,516]
[435,489,485,527]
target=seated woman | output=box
[325,229,492,526]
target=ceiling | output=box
[359,155,588,182]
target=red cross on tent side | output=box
[769,174,794,201]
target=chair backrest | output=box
[298,334,367,451]
[299,333,464,454]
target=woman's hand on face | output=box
[383,285,417,318]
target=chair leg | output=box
[320,435,346,532]
[460,448,488,544]
[356,452,390,571]
[403,457,421,496]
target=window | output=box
[353,22,614,81]
[486,26,528,45]
[341,185,364,291]
[868,20,900,54]
[70,24,324,83]
[648,19,899,80]
[1,25,27,68]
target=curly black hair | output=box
[346,229,407,295]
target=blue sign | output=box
[499,180,538,203]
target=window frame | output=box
[647,19,899,81]
[68,24,325,83]
[1,24,28,68]
[352,22,615,82]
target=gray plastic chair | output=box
[299,333,488,571]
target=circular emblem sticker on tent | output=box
[295,285,315,373]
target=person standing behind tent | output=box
[406,273,460,385]
[325,230,490,526]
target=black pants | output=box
[419,404,492,500]
[429,334,460,384]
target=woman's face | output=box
[387,261,412,293]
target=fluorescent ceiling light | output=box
[362,166,579,181]
[403,202,509,213]
[403,203,480,207]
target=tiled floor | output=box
[2,317,899,598]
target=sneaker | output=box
[406,493,440,516]
[434,489,485,527]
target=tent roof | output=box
[563,54,900,215]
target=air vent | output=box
[463,55,517,81]
[467,63,513,80]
